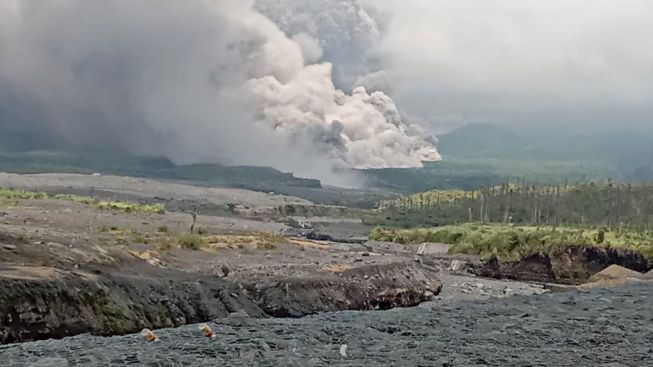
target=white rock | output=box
[339,344,348,358]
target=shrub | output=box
[0,187,165,214]
[178,234,207,250]
[133,235,149,244]
[369,224,653,261]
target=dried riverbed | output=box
[2,284,651,366]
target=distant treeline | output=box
[367,181,653,229]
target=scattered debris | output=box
[141,329,158,342]
[199,324,216,339]
[450,260,466,272]
[339,344,348,358]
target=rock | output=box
[0,265,267,344]
[416,243,452,255]
[221,265,230,278]
[429,280,443,294]
[283,217,302,229]
[644,270,653,280]
[587,265,643,282]
[450,260,466,272]
[580,265,646,289]
[339,344,348,358]
[250,262,442,317]
[472,246,649,284]
[306,232,333,242]
[580,277,643,289]
[473,254,556,283]
[2,244,17,251]
[228,309,250,318]
[551,246,648,283]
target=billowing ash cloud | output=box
[255,0,385,90]
[250,64,440,168]
[0,0,440,185]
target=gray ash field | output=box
[3,284,652,367]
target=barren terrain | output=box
[0,173,545,345]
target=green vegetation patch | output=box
[172,234,206,250]
[0,187,164,214]
[0,188,49,200]
[369,224,653,260]
[367,181,653,230]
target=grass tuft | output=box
[177,234,208,250]
[0,187,165,214]
[370,224,653,260]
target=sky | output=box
[0,0,651,183]
[365,0,653,132]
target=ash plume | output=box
[0,0,440,185]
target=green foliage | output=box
[370,224,653,260]
[0,188,49,200]
[133,235,149,244]
[95,200,165,214]
[99,226,123,233]
[595,229,606,244]
[367,181,653,230]
[369,227,463,245]
[0,187,165,214]
[177,234,207,250]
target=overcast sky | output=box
[364,0,653,132]
[0,0,651,183]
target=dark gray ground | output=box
[2,284,651,367]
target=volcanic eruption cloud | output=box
[0,0,440,185]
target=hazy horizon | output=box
[1,1,652,184]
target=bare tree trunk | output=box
[190,206,198,234]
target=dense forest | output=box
[367,181,653,230]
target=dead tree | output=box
[190,206,198,234]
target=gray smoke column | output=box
[255,0,386,89]
[0,0,440,184]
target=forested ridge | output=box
[368,181,653,230]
